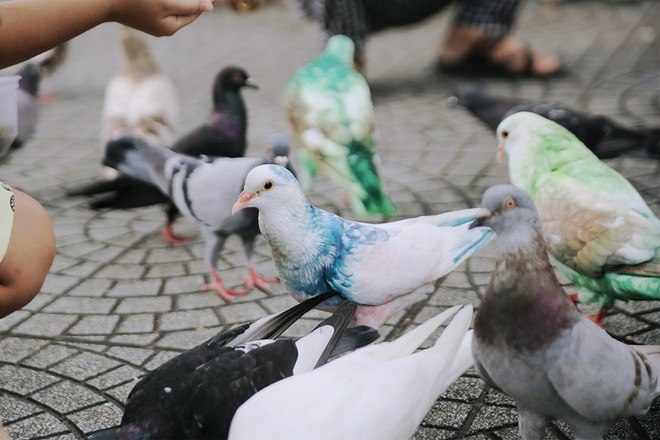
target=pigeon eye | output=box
[262,180,274,191]
[501,130,509,139]
[503,197,516,210]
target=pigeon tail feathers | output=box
[346,139,396,216]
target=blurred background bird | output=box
[451,84,660,160]
[496,112,660,326]
[103,134,295,301]
[284,34,396,217]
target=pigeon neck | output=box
[475,223,577,351]
[258,193,317,260]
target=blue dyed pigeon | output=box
[232,164,494,327]
[284,34,396,217]
[496,111,660,325]
[470,184,660,440]
[229,305,474,440]
[103,135,295,302]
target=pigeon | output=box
[231,164,494,327]
[88,292,379,440]
[103,134,295,301]
[496,111,660,324]
[450,84,660,159]
[284,34,396,217]
[469,184,660,440]
[68,65,257,243]
[228,304,474,440]
[10,63,41,150]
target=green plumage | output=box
[499,112,660,308]
[284,35,396,216]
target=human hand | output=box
[108,0,215,36]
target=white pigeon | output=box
[100,25,178,146]
[232,164,494,327]
[228,304,474,440]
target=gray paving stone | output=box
[12,314,78,337]
[95,264,146,279]
[44,297,117,315]
[114,296,172,314]
[117,314,155,334]
[0,365,59,394]
[107,279,163,298]
[87,365,144,390]
[156,328,221,351]
[68,403,123,434]
[105,347,154,366]
[0,337,49,363]
[22,344,79,369]
[4,412,70,439]
[39,274,80,295]
[69,315,120,335]
[32,381,105,413]
[421,400,473,429]
[159,309,221,332]
[67,278,113,297]
[0,310,30,332]
[0,393,42,422]
[469,405,519,433]
[50,352,122,381]
[163,275,207,295]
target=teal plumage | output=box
[496,112,660,320]
[284,35,396,217]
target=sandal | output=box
[437,35,563,78]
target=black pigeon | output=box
[67,66,258,217]
[450,84,660,160]
[88,292,379,440]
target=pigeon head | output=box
[17,63,41,96]
[215,66,258,93]
[232,164,302,214]
[495,111,540,162]
[470,184,541,235]
[323,35,355,66]
[449,84,487,111]
[264,133,292,167]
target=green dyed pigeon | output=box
[284,34,396,217]
[496,111,660,324]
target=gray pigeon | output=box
[469,184,660,440]
[103,133,295,302]
[11,63,41,150]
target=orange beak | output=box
[496,143,505,162]
[232,191,256,215]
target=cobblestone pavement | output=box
[0,0,659,438]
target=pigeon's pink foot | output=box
[568,293,579,304]
[158,224,193,245]
[39,91,58,104]
[204,270,249,302]
[586,307,608,329]
[243,267,278,291]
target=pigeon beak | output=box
[232,191,257,214]
[244,77,259,89]
[469,208,492,229]
[496,143,505,162]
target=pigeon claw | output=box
[203,282,249,303]
[158,225,193,245]
[243,267,278,292]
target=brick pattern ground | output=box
[0,0,658,438]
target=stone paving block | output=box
[109,333,160,347]
[146,246,193,264]
[0,393,42,422]
[0,365,59,394]
[22,344,79,369]
[87,365,143,390]
[12,314,78,337]
[114,249,148,264]
[163,275,207,295]
[60,261,104,278]
[69,315,120,336]
[4,412,70,439]
[174,291,223,310]
[40,274,80,295]
[114,296,172,314]
[107,279,163,298]
[156,328,221,351]
[159,309,221,332]
[84,245,126,263]
[68,403,123,434]
[441,377,484,403]
[144,350,181,371]
[0,310,30,332]
[144,263,187,279]
[106,381,137,403]
[411,427,455,440]
[421,400,473,429]
[218,301,269,324]
[95,264,146,279]
[0,337,50,363]
[44,297,117,315]
[106,347,154,366]
[468,405,519,433]
[50,352,122,381]
[32,381,105,414]
[67,278,113,297]
[117,314,155,334]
